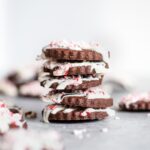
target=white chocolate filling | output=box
[42,86,111,104]
[43,61,108,76]
[39,75,101,90]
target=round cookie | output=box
[43,86,113,109]
[40,40,109,62]
[42,104,115,122]
[39,74,103,91]
[119,92,150,111]
[42,61,108,77]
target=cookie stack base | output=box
[42,104,115,122]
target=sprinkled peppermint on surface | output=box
[114,116,120,120]
[72,128,87,139]
[100,128,108,133]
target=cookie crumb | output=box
[25,111,37,119]
[72,128,87,139]
[100,128,108,133]
[114,116,120,120]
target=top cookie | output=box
[41,40,109,62]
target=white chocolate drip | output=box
[42,86,111,104]
[43,105,64,123]
[39,75,101,90]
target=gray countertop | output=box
[1,94,150,150]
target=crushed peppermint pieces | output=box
[0,101,27,135]
[100,128,108,133]
[72,128,87,139]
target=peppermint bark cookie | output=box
[43,86,113,109]
[42,104,115,122]
[42,61,108,77]
[38,40,113,122]
[119,92,150,111]
[40,40,109,62]
[39,74,103,91]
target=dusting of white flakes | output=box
[100,128,108,133]
[114,116,120,120]
[72,128,87,139]
[147,113,150,117]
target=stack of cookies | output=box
[38,40,115,122]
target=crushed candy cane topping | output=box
[0,101,26,134]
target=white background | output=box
[1,0,150,80]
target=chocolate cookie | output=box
[43,86,113,109]
[43,48,103,61]
[25,111,37,119]
[42,104,115,122]
[119,93,150,111]
[40,40,109,62]
[42,61,108,76]
[39,75,103,91]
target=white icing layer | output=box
[43,61,108,76]
[80,108,115,117]
[63,108,75,113]
[120,92,150,108]
[43,105,115,123]
[39,75,101,90]
[43,105,64,123]
[42,86,111,104]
